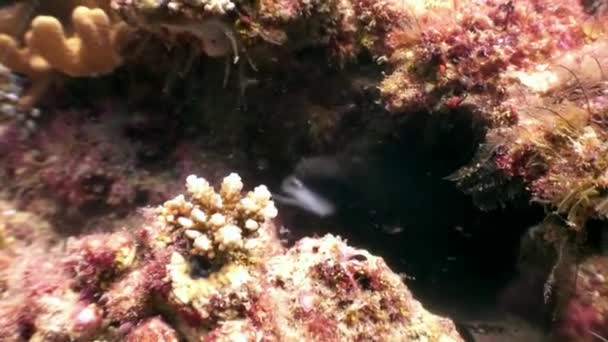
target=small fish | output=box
[273,155,361,218]
[273,151,433,222]
[273,135,462,226]
[273,176,336,218]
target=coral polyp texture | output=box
[0,174,464,341]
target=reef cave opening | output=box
[270,105,548,334]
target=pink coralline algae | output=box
[554,255,608,341]
[377,0,597,114]
[248,234,461,341]
[0,100,192,222]
[444,7,608,230]
[64,232,137,298]
[2,108,138,213]
[125,317,180,342]
[111,0,597,96]
[0,174,464,341]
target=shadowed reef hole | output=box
[273,107,546,327]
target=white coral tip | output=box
[193,235,213,252]
[216,224,243,248]
[184,229,202,240]
[191,208,207,223]
[209,213,226,226]
[186,174,211,195]
[177,217,194,229]
[221,172,243,195]
[240,197,257,212]
[244,219,259,231]
[252,185,272,202]
[263,202,278,219]
[211,193,224,208]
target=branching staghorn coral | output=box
[0,4,130,107]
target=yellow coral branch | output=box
[26,6,126,77]
[0,5,130,107]
[0,35,40,75]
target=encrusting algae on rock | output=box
[553,254,608,342]
[0,173,465,341]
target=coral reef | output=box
[420,9,608,334]
[554,255,608,342]
[0,105,164,220]
[376,0,599,114]
[454,37,608,228]
[458,35,608,330]
[255,234,462,341]
[110,0,604,111]
[417,2,607,231]
[155,172,281,325]
[108,0,608,222]
[0,81,289,226]
[4,1,608,341]
[0,174,464,341]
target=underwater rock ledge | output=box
[0,173,464,341]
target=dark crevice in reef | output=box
[273,106,546,322]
